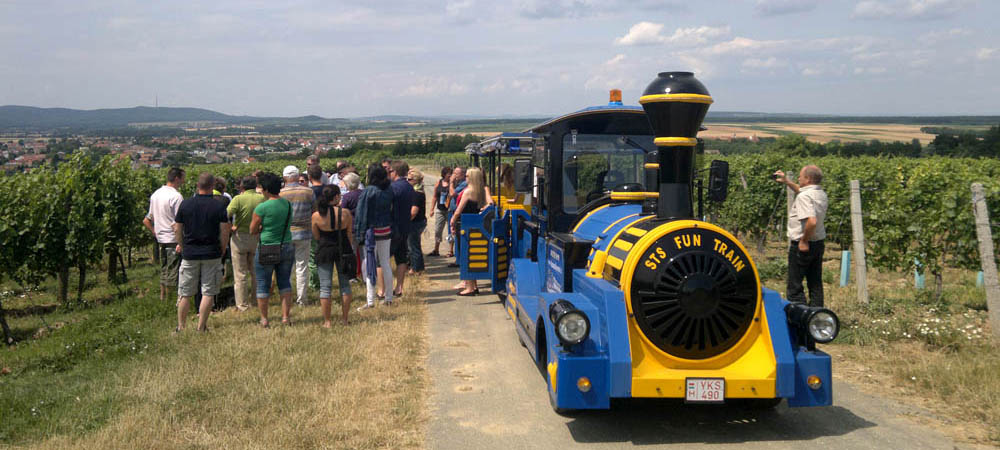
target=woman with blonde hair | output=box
[449,167,493,296]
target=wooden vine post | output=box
[971,183,1000,341]
[849,180,869,304]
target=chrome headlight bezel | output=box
[785,303,840,344]
[549,300,591,346]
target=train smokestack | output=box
[638,72,712,219]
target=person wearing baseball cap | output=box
[280,165,316,309]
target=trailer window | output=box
[561,134,653,214]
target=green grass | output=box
[0,256,429,448]
[0,264,176,443]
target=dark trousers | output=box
[787,240,824,307]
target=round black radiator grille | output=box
[628,227,759,360]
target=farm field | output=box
[701,122,944,144]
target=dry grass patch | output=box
[23,275,429,450]
[751,242,998,444]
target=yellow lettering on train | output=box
[712,237,746,272]
[645,246,667,271]
[673,233,703,250]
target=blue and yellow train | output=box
[455,72,839,412]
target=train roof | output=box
[525,105,645,134]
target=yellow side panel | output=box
[470,239,488,245]
[469,248,487,254]
[469,255,487,261]
[469,262,488,269]
[470,232,483,238]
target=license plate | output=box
[685,378,725,403]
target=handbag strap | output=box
[280,198,291,245]
[336,206,343,252]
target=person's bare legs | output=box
[177,296,191,330]
[320,297,332,328]
[340,293,351,325]
[197,295,214,331]
[394,262,407,296]
[258,296,269,327]
[281,291,293,324]
[376,267,384,297]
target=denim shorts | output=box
[254,242,295,299]
[317,259,352,298]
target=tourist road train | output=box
[455,72,839,412]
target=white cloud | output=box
[400,78,470,97]
[801,67,823,76]
[918,27,972,43]
[853,66,888,74]
[614,22,665,46]
[852,0,974,20]
[976,48,999,61]
[754,0,819,16]
[742,56,786,69]
[584,54,633,90]
[615,23,730,46]
[704,37,791,55]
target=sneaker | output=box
[357,303,375,312]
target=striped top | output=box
[280,183,316,241]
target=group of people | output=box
[143,155,446,332]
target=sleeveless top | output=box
[316,208,349,265]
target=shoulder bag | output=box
[258,199,291,265]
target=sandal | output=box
[457,289,480,296]
[427,251,440,257]
[260,320,270,329]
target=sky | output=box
[1,0,998,117]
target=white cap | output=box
[283,165,300,178]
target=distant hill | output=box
[0,106,357,132]
[2,104,996,133]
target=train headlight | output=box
[785,303,840,344]
[550,300,591,346]
[808,310,839,343]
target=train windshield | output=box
[562,133,654,214]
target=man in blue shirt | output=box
[389,160,415,297]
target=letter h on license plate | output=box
[685,378,725,404]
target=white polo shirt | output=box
[788,184,828,242]
[146,185,183,244]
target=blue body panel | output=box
[573,204,642,242]
[762,288,796,398]
[789,349,834,407]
